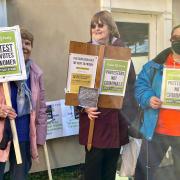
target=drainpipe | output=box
[0,0,7,26]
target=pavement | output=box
[116,165,175,180]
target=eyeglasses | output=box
[91,23,104,29]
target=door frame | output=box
[113,12,157,60]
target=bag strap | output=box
[145,68,157,179]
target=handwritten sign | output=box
[78,86,99,108]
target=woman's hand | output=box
[85,107,101,120]
[0,104,17,120]
[149,96,162,109]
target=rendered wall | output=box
[6,0,100,172]
[173,0,180,26]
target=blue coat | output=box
[135,48,172,140]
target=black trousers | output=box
[0,163,5,180]
[84,147,120,180]
[0,142,32,180]
[9,141,32,180]
[134,134,180,180]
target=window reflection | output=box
[116,22,149,74]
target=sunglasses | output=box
[91,23,104,29]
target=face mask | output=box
[172,41,180,55]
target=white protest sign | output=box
[0,25,26,82]
[0,25,27,164]
[46,99,79,140]
[161,67,180,109]
[66,53,98,93]
[100,59,130,96]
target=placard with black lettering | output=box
[100,59,130,96]
[0,25,26,82]
[161,67,180,109]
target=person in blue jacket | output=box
[134,24,180,180]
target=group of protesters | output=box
[0,10,180,180]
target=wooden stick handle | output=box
[87,117,95,151]
[3,82,22,164]
[43,142,53,180]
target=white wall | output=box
[173,0,180,26]
[102,0,171,13]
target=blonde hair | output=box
[90,10,120,42]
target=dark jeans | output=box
[0,142,32,180]
[134,134,180,180]
[84,147,120,180]
[9,141,32,180]
[0,163,5,180]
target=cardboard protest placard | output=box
[65,41,131,109]
[161,67,180,109]
[0,25,27,164]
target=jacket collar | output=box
[151,61,163,70]
[29,61,43,77]
[153,47,172,64]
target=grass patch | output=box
[4,164,84,180]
